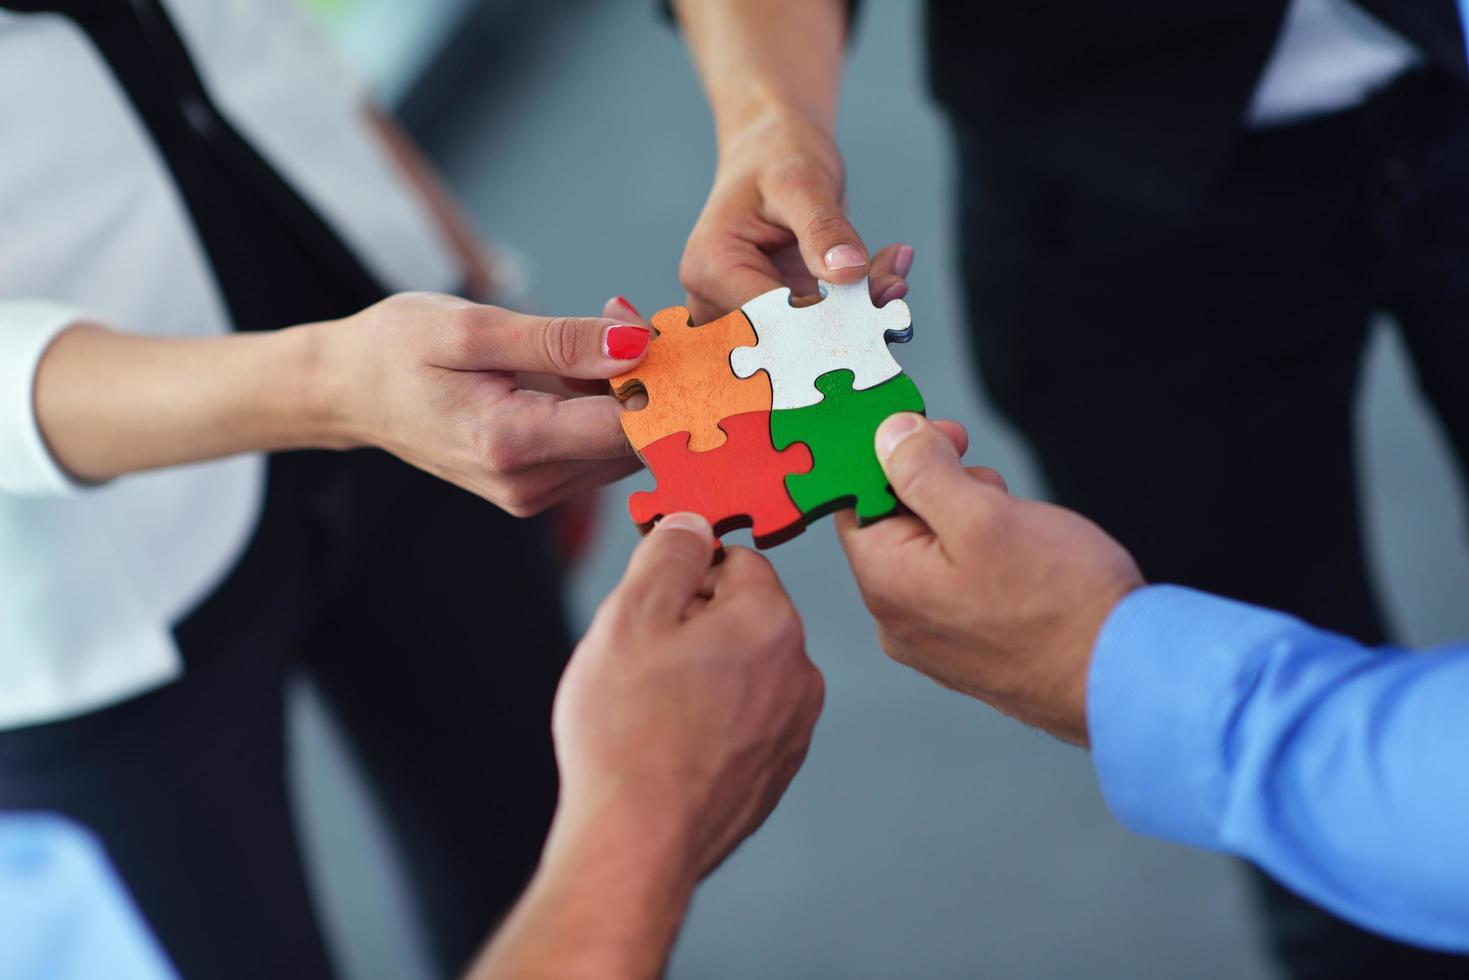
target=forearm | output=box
[468,797,696,980]
[33,322,342,483]
[1091,586,1469,951]
[672,0,849,143]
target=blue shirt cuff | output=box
[1087,584,1306,849]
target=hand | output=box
[467,515,821,980]
[551,514,823,882]
[836,415,1144,745]
[310,291,651,516]
[679,108,913,322]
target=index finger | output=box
[707,546,785,602]
[834,508,934,577]
[680,210,786,322]
[604,295,652,328]
[501,390,634,464]
[685,255,784,325]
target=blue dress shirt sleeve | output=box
[1089,585,1469,952]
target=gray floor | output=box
[292,2,1469,978]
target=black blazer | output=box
[925,0,1467,210]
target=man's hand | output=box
[680,107,914,322]
[311,292,651,516]
[837,414,1144,744]
[470,514,823,979]
[553,513,823,880]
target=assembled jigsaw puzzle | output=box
[611,276,923,549]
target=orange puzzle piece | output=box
[629,411,813,548]
[611,306,774,452]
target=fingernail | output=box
[611,294,642,318]
[824,243,867,271]
[876,281,908,307]
[604,324,651,360]
[656,512,713,541]
[875,413,922,459]
[894,245,915,278]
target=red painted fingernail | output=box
[604,325,651,360]
[612,295,642,318]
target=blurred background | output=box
[287,2,1469,977]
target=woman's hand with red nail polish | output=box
[317,291,647,516]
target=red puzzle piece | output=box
[630,411,814,548]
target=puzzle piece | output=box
[611,306,772,452]
[732,276,913,411]
[630,411,813,548]
[771,370,925,523]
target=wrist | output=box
[545,782,700,902]
[714,86,832,153]
[1041,581,1143,748]
[277,321,362,451]
[517,785,698,976]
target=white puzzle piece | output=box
[732,276,913,410]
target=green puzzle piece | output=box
[770,370,925,523]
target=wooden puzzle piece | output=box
[630,411,813,548]
[733,276,913,411]
[771,370,925,523]
[611,306,773,452]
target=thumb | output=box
[874,414,980,537]
[447,307,652,379]
[617,513,718,625]
[762,164,869,285]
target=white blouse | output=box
[0,0,457,729]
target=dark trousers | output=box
[0,449,571,980]
[958,69,1469,978]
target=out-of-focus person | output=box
[0,2,651,977]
